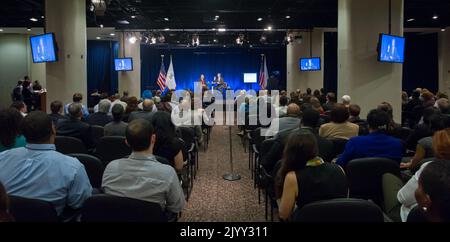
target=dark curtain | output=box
[141,46,287,92]
[403,33,439,94]
[324,32,338,93]
[87,40,119,106]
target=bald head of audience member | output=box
[142,99,154,112]
[286,103,301,118]
[125,119,156,153]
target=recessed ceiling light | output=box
[110,33,115,36]
[164,17,169,21]
[285,15,291,19]
[407,18,415,22]
[27,28,31,31]
[442,28,446,32]
[212,28,216,31]
[433,15,439,20]
[118,20,130,24]
[96,37,101,40]
[257,18,263,21]
[131,15,136,19]
[164,28,170,31]
[218,28,226,32]
[215,15,220,19]
[267,26,272,31]
[30,17,38,22]
[100,24,104,28]
[0,29,3,32]
[41,16,45,19]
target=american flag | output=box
[259,55,268,90]
[157,60,167,91]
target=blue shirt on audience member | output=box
[336,131,403,167]
[0,144,92,215]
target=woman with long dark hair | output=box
[275,130,348,221]
[0,108,26,152]
[151,111,184,171]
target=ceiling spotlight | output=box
[158,34,165,43]
[100,24,104,28]
[151,37,157,44]
[407,18,415,22]
[433,15,439,20]
[192,34,200,47]
[218,28,226,32]
[27,28,32,31]
[129,36,137,44]
[177,40,180,44]
[96,36,101,40]
[285,15,291,19]
[215,15,220,20]
[236,34,245,45]
[110,33,115,36]
[267,26,272,31]
[30,17,38,22]
[164,17,169,21]
[260,34,267,43]
[118,20,130,24]
[131,15,136,19]
[442,28,446,32]
[213,39,218,43]
[257,18,263,21]
[41,16,45,19]
[0,29,4,32]
[164,28,170,31]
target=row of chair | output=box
[8,194,167,222]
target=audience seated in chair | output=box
[0,111,92,216]
[397,128,450,221]
[56,103,95,150]
[265,103,301,137]
[275,130,348,221]
[48,100,67,126]
[414,160,450,222]
[263,108,334,173]
[0,108,26,152]
[101,119,186,217]
[152,111,185,171]
[128,99,155,123]
[336,109,403,168]
[319,103,359,140]
[86,99,112,127]
[104,104,128,137]
[64,93,89,119]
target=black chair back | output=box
[91,125,105,145]
[346,158,401,206]
[260,138,275,161]
[69,153,105,189]
[55,136,88,154]
[329,138,348,158]
[155,155,171,166]
[94,136,131,167]
[9,196,58,222]
[251,128,265,152]
[407,206,428,222]
[294,198,384,222]
[81,194,167,222]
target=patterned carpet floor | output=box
[179,124,266,222]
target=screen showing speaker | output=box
[114,58,133,71]
[378,34,405,63]
[300,57,321,71]
[30,33,58,63]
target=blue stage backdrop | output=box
[141,46,287,92]
[87,40,119,96]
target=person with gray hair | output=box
[56,103,95,149]
[129,99,155,122]
[87,99,113,127]
[342,95,351,108]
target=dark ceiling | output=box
[0,0,449,46]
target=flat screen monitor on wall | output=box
[243,73,257,83]
[378,33,405,63]
[114,58,133,71]
[300,57,321,71]
[30,33,58,63]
